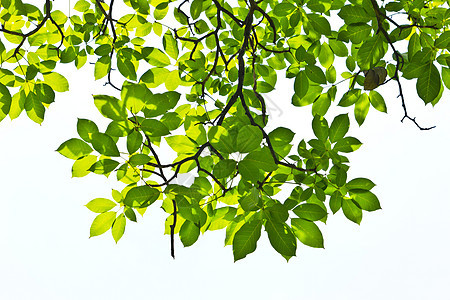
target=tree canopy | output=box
[0,0,448,261]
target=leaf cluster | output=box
[0,0,448,260]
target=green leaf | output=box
[90,211,116,237]
[72,155,97,177]
[24,91,44,124]
[86,198,117,213]
[417,63,441,104]
[141,119,170,137]
[368,90,387,113]
[442,67,450,90]
[312,90,330,114]
[335,166,347,187]
[180,220,200,247]
[239,188,261,211]
[74,0,90,12]
[164,70,182,91]
[329,191,342,214]
[338,5,369,24]
[346,178,375,190]
[91,132,120,157]
[57,138,93,159]
[121,81,149,113]
[163,32,179,60]
[190,0,203,19]
[274,2,296,16]
[312,115,329,141]
[243,147,277,172]
[294,71,309,99]
[166,135,197,154]
[267,204,289,222]
[77,118,99,143]
[208,126,236,153]
[293,203,327,221]
[140,67,169,88]
[105,120,132,137]
[160,112,182,130]
[129,154,151,166]
[342,199,362,224]
[136,22,152,37]
[357,37,386,70]
[333,137,362,153]
[142,47,171,67]
[435,31,450,49]
[112,213,126,243]
[233,220,262,261]
[75,49,87,69]
[131,0,150,14]
[307,0,331,13]
[0,83,11,121]
[305,65,326,84]
[89,159,120,175]
[345,24,372,44]
[318,43,334,69]
[268,127,295,147]
[95,44,112,56]
[9,91,25,120]
[94,56,111,80]
[265,220,297,259]
[338,89,361,107]
[307,14,331,36]
[236,125,263,153]
[349,190,381,211]
[144,92,180,117]
[329,114,350,143]
[408,33,421,60]
[354,93,370,126]
[124,207,137,222]
[123,185,159,207]
[93,94,127,121]
[117,56,137,81]
[43,72,69,92]
[127,130,142,154]
[291,218,324,248]
[213,159,236,179]
[33,83,54,105]
[329,39,348,57]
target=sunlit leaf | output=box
[57,138,93,160]
[90,211,116,237]
[86,198,117,213]
[233,220,262,261]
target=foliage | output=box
[0,0,448,261]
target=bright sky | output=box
[1,2,450,299]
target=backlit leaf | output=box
[342,199,362,224]
[265,220,297,259]
[180,220,200,247]
[112,213,126,243]
[417,63,441,104]
[124,185,159,207]
[90,211,116,237]
[233,220,262,261]
[43,72,69,92]
[86,198,117,213]
[329,114,350,143]
[291,218,324,248]
[91,133,120,157]
[57,138,93,160]
[349,190,381,211]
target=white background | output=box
[1,2,450,299]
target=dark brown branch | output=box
[0,0,57,58]
[369,0,435,130]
